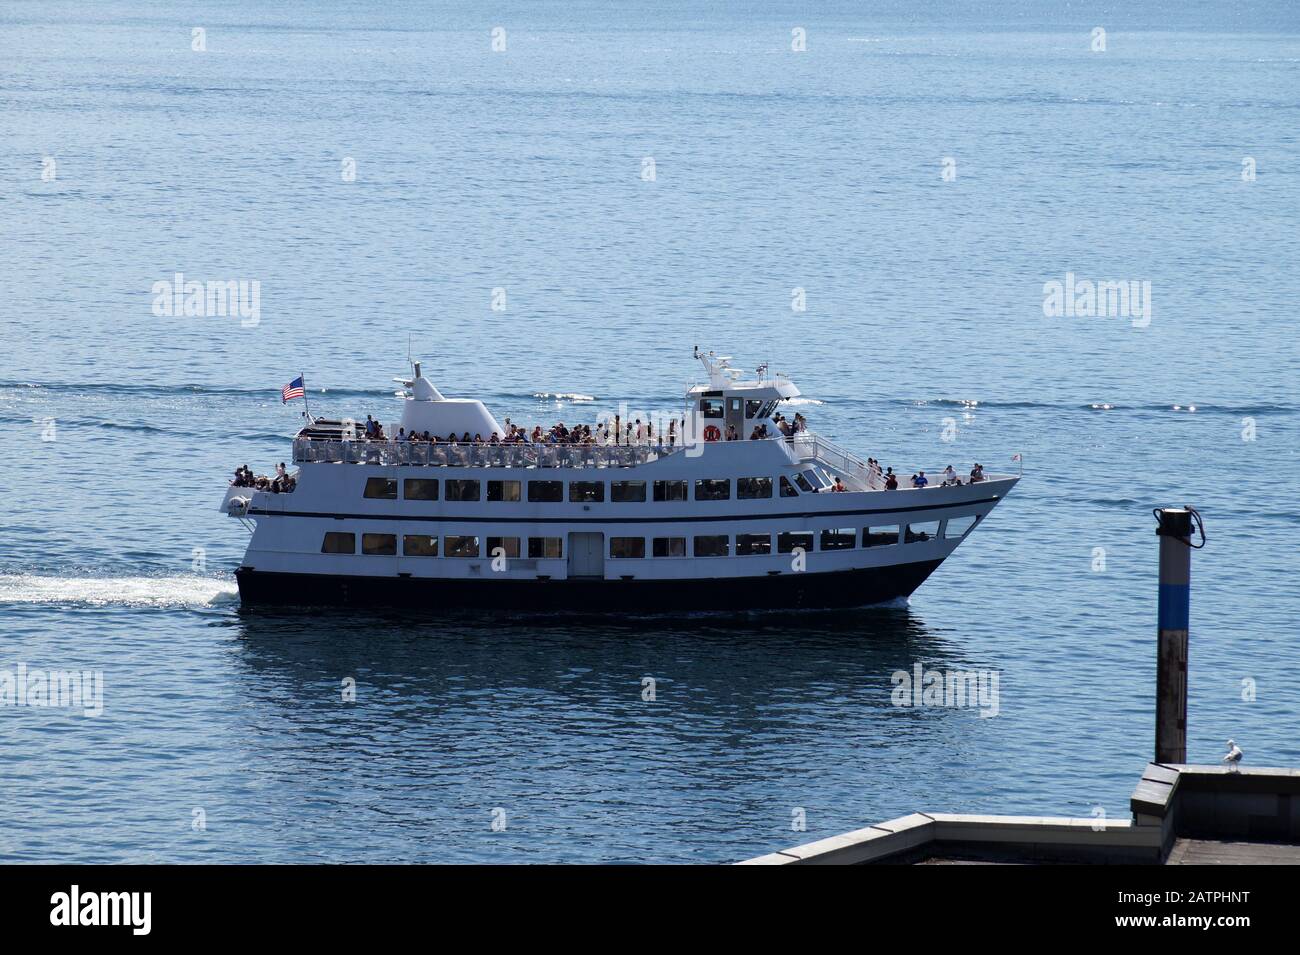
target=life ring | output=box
[703,425,722,442]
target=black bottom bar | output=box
[234,559,946,612]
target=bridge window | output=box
[320,532,355,554]
[487,480,521,502]
[403,534,439,557]
[779,476,799,497]
[611,480,646,503]
[610,537,646,559]
[699,398,724,419]
[693,535,729,557]
[362,533,397,556]
[652,537,686,557]
[528,537,563,558]
[736,533,771,556]
[777,532,813,554]
[445,479,480,502]
[653,480,687,502]
[569,481,605,503]
[737,477,772,499]
[444,536,480,558]
[863,526,899,547]
[528,481,563,503]
[363,477,397,500]
[487,537,520,558]
[404,479,439,501]
[794,473,816,493]
[745,399,764,419]
[694,479,731,501]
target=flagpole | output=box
[302,371,312,423]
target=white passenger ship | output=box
[223,351,1019,611]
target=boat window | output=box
[736,533,771,556]
[693,535,729,557]
[777,531,813,554]
[403,534,439,557]
[745,399,764,419]
[794,473,816,493]
[444,536,480,558]
[487,480,521,502]
[694,478,731,501]
[320,532,355,554]
[528,537,563,558]
[653,480,687,502]
[363,477,397,500]
[699,398,725,419]
[905,522,940,543]
[737,477,772,499]
[863,526,899,547]
[610,537,646,559]
[820,529,856,550]
[403,479,439,501]
[779,476,799,498]
[445,479,481,502]
[528,480,563,503]
[487,536,521,558]
[944,515,979,539]
[362,533,397,556]
[652,537,686,557]
[611,480,646,503]
[569,481,605,503]
[802,469,827,489]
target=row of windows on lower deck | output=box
[319,516,978,558]
[362,475,814,503]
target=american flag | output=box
[281,376,305,403]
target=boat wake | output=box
[0,574,238,609]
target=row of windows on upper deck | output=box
[362,476,811,503]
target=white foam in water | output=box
[0,574,238,609]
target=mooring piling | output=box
[1154,506,1201,764]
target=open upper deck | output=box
[292,436,686,469]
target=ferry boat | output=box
[222,350,1019,611]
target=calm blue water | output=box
[2,1,1298,863]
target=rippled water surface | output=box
[1,0,1298,862]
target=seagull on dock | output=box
[1223,739,1243,772]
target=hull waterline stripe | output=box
[247,496,1002,524]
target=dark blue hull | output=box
[234,559,945,613]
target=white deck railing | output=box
[787,434,884,490]
[292,437,685,469]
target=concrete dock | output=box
[740,763,1300,865]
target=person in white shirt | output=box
[942,465,959,486]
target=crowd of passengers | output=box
[864,459,987,490]
[352,410,814,447]
[230,463,296,493]
[284,411,989,493]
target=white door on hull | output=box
[567,532,605,579]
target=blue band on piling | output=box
[1158,583,1190,631]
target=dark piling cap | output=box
[1154,507,1194,538]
